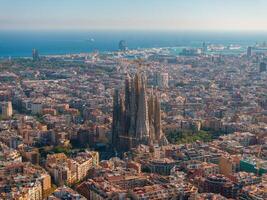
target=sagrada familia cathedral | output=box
[112,71,168,152]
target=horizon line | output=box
[2,29,267,33]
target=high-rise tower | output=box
[119,40,127,51]
[32,48,40,61]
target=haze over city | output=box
[1,0,267,31]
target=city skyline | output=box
[0,1,266,199]
[1,0,267,31]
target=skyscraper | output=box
[32,48,40,61]
[202,42,208,53]
[112,71,168,151]
[118,40,127,51]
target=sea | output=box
[0,30,267,58]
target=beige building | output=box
[73,151,99,181]
[199,162,220,177]
[46,152,99,186]
[2,101,13,118]
[0,180,43,200]
[27,181,43,200]
[219,155,240,177]
[40,173,52,193]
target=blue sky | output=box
[0,0,267,31]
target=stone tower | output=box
[112,71,167,152]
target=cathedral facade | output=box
[112,71,168,152]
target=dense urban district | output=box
[0,44,266,200]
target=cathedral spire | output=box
[136,74,149,142]
[148,87,155,144]
[129,77,137,136]
[125,74,131,133]
[118,92,126,136]
[112,70,167,151]
[154,92,162,142]
[112,89,120,148]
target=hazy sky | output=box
[1,0,267,31]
